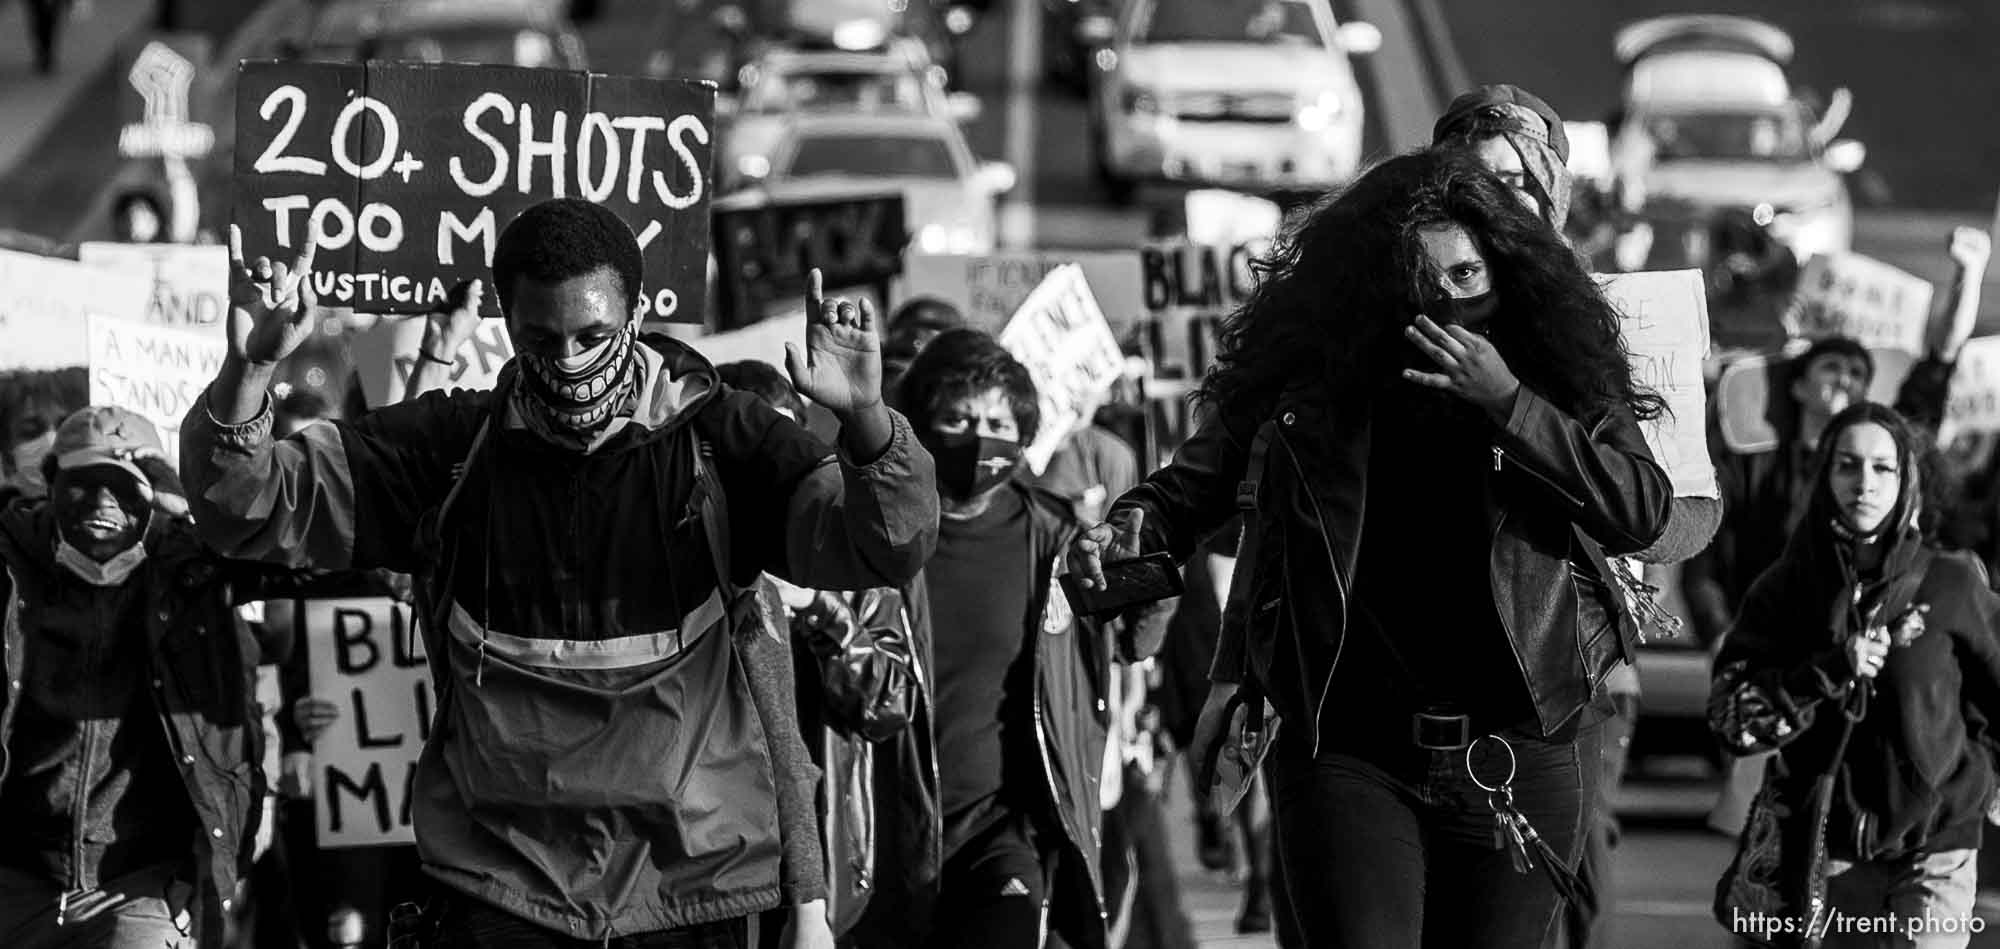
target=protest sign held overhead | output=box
[1597,270,1719,499]
[0,249,154,371]
[78,242,229,330]
[303,597,432,848]
[1786,252,1934,355]
[84,314,228,463]
[998,265,1126,475]
[233,62,713,322]
[712,192,906,332]
[118,36,215,160]
[901,250,1146,337]
[347,314,516,408]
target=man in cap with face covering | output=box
[0,406,274,948]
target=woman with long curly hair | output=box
[1709,403,2000,949]
[1068,148,1674,947]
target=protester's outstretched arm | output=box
[1932,228,1991,364]
[716,271,938,592]
[403,280,484,403]
[183,227,482,571]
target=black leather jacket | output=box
[1112,383,1672,746]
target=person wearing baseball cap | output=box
[1433,84,1574,230]
[0,406,271,946]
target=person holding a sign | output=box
[1071,149,1674,949]
[889,329,1116,949]
[180,198,939,948]
[0,406,274,947]
[1709,403,2000,948]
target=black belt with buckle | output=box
[1412,707,1473,751]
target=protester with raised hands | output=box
[1070,149,1672,948]
[179,197,937,949]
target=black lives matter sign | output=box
[711,193,906,332]
[234,61,713,322]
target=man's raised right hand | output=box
[228,223,320,367]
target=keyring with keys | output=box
[1464,735,1596,907]
[1466,736,1534,873]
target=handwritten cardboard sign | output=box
[78,243,229,331]
[84,314,227,462]
[346,314,516,408]
[1786,252,1934,355]
[304,597,431,848]
[1943,336,2000,441]
[233,61,713,321]
[999,265,1126,474]
[900,250,1146,337]
[1598,270,1719,499]
[0,249,153,371]
[712,192,906,332]
[1138,241,1262,457]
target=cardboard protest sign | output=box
[712,192,906,332]
[1598,270,1719,498]
[84,315,227,462]
[1138,241,1262,456]
[1786,252,1934,355]
[78,243,229,330]
[118,36,216,159]
[234,62,713,322]
[1942,336,2000,441]
[0,250,154,371]
[304,597,431,848]
[998,265,1126,475]
[900,251,1146,337]
[347,315,516,408]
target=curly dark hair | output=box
[492,198,644,317]
[891,328,1042,445]
[1196,150,1664,424]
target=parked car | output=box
[720,48,981,193]
[1089,0,1379,203]
[731,113,1015,254]
[285,0,587,69]
[1610,16,1863,265]
[779,0,960,86]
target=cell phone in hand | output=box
[1059,552,1184,620]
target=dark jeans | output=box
[1265,721,1601,949]
[439,896,748,949]
[924,810,1049,949]
[1566,695,1637,949]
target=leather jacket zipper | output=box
[1490,446,1584,509]
[1032,551,1106,920]
[1276,432,1349,761]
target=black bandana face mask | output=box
[923,432,1023,500]
[1431,289,1499,329]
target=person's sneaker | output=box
[1196,812,1233,871]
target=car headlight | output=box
[918,224,950,253]
[736,154,770,181]
[1122,86,1161,116]
[833,19,888,51]
[1295,90,1343,132]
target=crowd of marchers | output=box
[7,82,2000,949]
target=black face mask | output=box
[923,432,1023,500]
[1432,289,1499,329]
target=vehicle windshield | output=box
[1644,110,1811,162]
[749,71,931,115]
[786,133,960,178]
[372,28,569,67]
[1135,0,1323,47]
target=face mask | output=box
[517,321,639,434]
[925,433,1022,500]
[55,536,148,587]
[1435,290,1499,328]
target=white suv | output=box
[1090,0,1378,202]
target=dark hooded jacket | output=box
[1710,412,2000,862]
[179,335,939,939]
